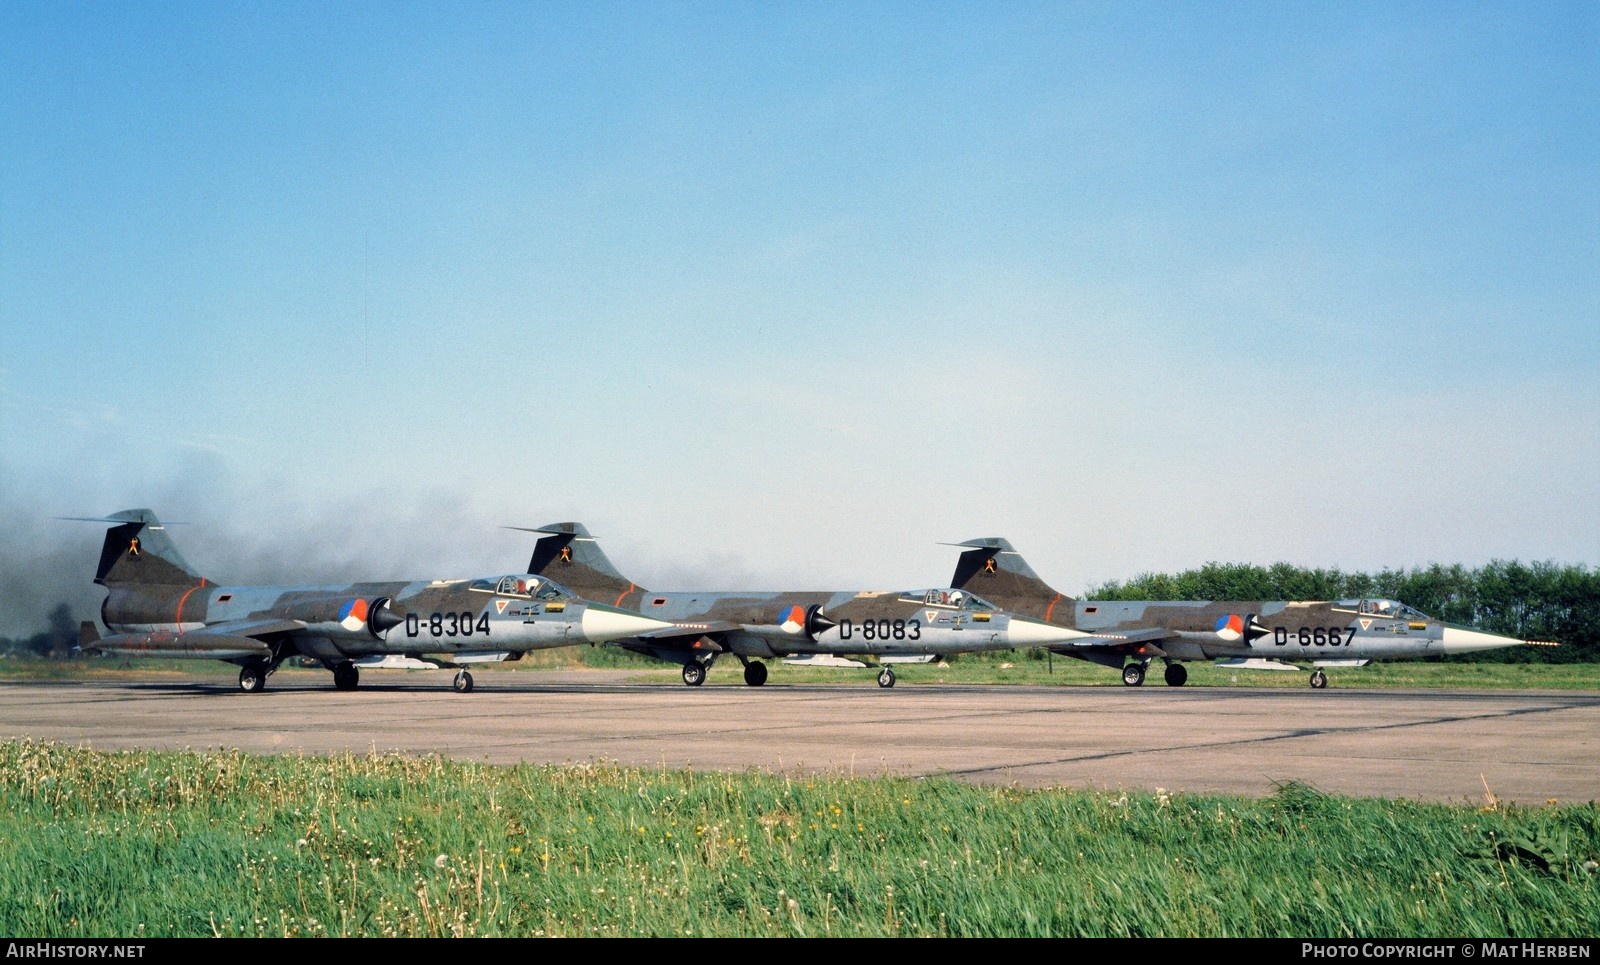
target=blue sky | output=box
[2,2,1596,635]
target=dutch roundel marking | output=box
[1214,613,1245,641]
[779,605,806,634]
[339,599,370,632]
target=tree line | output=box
[1084,560,1598,663]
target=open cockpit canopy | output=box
[1335,598,1430,621]
[900,588,999,611]
[468,574,571,600]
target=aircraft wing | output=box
[1048,627,1176,656]
[193,618,307,639]
[631,621,746,644]
[609,620,797,663]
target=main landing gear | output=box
[237,656,286,694]
[742,660,767,687]
[238,663,268,693]
[1309,669,1328,689]
[877,667,896,689]
[1121,660,1188,687]
[332,662,359,691]
[453,670,475,693]
[681,658,767,688]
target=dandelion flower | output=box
[434,854,448,868]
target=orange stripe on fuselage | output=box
[615,583,637,608]
[174,579,207,632]
[1044,593,1063,623]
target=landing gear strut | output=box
[453,670,474,693]
[1309,669,1328,689]
[877,667,896,689]
[1121,662,1147,687]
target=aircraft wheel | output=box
[877,667,896,689]
[453,670,474,694]
[1164,663,1188,687]
[333,664,359,691]
[1310,669,1328,689]
[743,661,767,687]
[239,665,266,694]
[682,662,706,687]
[1121,663,1146,687]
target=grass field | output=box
[0,739,1595,938]
[1,651,1594,938]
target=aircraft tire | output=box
[1164,663,1188,687]
[1121,663,1146,687]
[1310,670,1328,689]
[877,667,895,689]
[743,662,767,687]
[682,662,706,687]
[453,670,474,694]
[239,665,266,694]
[333,664,359,691]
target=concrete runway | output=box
[3,670,1596,805]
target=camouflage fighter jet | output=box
[68,510,675,694]
[944,538,1557,688]
[517,523,1086,688]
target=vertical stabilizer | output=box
[947,537,1073,623]
[89,510,203,587]
[519,522,643,605]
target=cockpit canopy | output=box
[901,588,998,611]
[1336,598,1430,621]
[469,574,570,601]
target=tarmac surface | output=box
[3,669,1597,805]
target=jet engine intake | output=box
[804,604,837,640]
[366,597,403,637]
[778,603,839,641]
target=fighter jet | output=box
[517,523,1085,688]
[68,510,675,694]
[944,537,1557,688]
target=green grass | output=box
[0,740,1594,938]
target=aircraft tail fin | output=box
[512,522,642,605]
[76,621,101,654]
[945,537,1073,623]
[63,510,205,588]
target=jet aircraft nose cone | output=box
[579,603,674,643]
[1438,626,1534,655]
[1004,617,1091,648]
